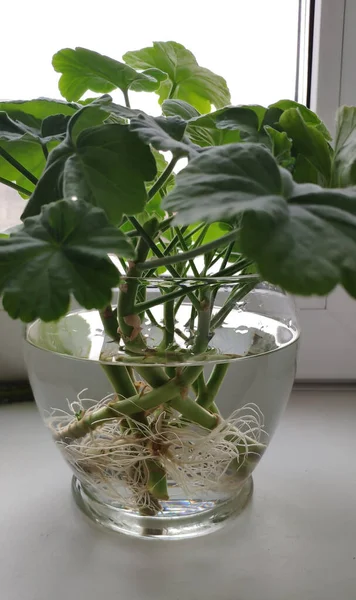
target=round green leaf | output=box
[23,115,157,223]
[123,41,231,113]
[52,47,160,101]
[164,143,287,224]
[0,199,134,322]
[129,113,190,156]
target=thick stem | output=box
[101,364,137,399]
[118,218,158,346]
[100,305,121,343]
[123,89,131,108]
[55,366,216,441]
[191,288,212,355]
[100,306,139,399]
[197,363,229,409]
[161,300,175,349]
[135,362,217,431]
[146,459,169,500]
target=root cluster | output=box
[47,390,266,512]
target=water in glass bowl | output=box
[24,285,299,538]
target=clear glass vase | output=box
[24,278,299,539]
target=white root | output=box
[46,389,266,511]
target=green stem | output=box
[196,371,207,399]
[161,226,188,257]
[211,282,257,330]
[168,83,177,98]
[162,300,175,348]
[174,227,200,277]
[41,144,49,160]
[146,458,169,500]
[118,218,158,344]
[146,309,162,328]
[102,364,138,399]
[220,241,235,271]
[0,147,38,186]
[211,259,255,278]
[130,365,216,429]
[0,176,32,196]
[133,282,204,314]
[148,157,178,200]
[56,367,216,441]
[191,288,212,354]
[99,307,139,401]
[99,305,121,343]
[137,229,240,271]
[129,217,193,280]
[197,363,229,409]
[182,222,206,243]
[123,89,131,108]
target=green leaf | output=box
[129,113,191,156]
[264,126,294,169]
[248,105,269,128]
[215,107,260,140]
[52,47,160,101]
[261,106,283,129]
[0,98,78,121]
[0,199,134,322]
[41,114,71,139]
[164,142,356,297]
[0,111,41,140]
[162,102,268,147]
[0,135,48,195]
[64,131,151,224]
[0,102,93,196]
[67,102,109,142]
[129,68,168,92]
[123,41,231,113]
[200,222,232,243]
[293,154,320,184]
[164,143,287,224]
[279,108,332,185]
[270,100,331,140]
[162,99,200,120]
[186,110,241,147]
[101,102,142,121]
[241,183,356,297]
[23,110,157,223]
[0,100,80,147]
[332,106,356,186]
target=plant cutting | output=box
[2,41,356,538]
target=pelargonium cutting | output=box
[2,41,356,511]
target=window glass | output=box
[0,0,301,227]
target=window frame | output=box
[295,0,356,381]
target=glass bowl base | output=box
[71,476,254,540]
